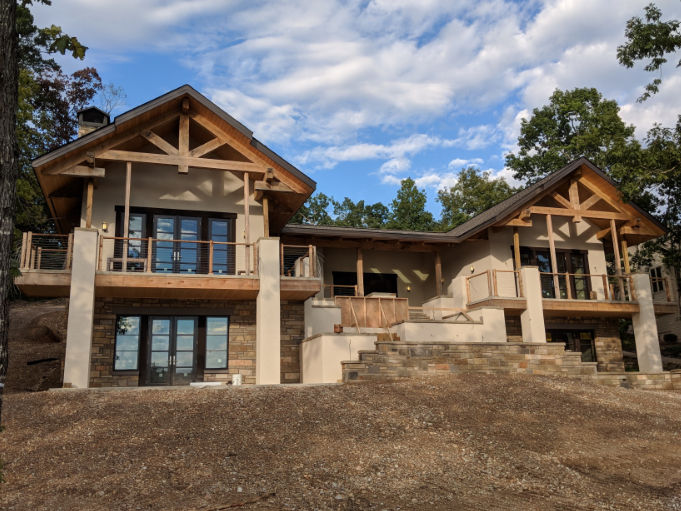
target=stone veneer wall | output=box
[280,301,304,384]
[91,298,256,387]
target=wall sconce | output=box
[470,265,475,273]
[407,285,411,292]
[102,222,108,232]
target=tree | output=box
[1,0,90,426]
[290,193,334,225]
[332,198,389,229]
[437,167,519,230]
[618,3,681,102]
[99,82,126,114]
[505,87,640,185]
[387,178,435,231]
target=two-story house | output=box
[16,85,677,390]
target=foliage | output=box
[15,2,102,240]
[505,87,640,185]
[99,82,127,114]
[617,3,681,102]
[386,178,435,231]
[437,167,519,230]
[332,198,390,229]
[289,193,335,225]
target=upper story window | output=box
[650,266,665,293]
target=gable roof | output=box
[282,158,667,246]
[33,84,316,191]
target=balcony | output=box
[280,244,322,300]
[465,269,676,317]
[14,233,73,297]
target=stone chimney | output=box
[77,106,110,137]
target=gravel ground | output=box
[1,374,681,511]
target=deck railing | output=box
[650,277,673,304]
[280,244,320,278]
[466,270,523,303]
[19,232,73,271]
[322,284,358,298]
[99,236,256,276]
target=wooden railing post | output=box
[602,275,609,301]
[280,244,284,275]
[27,232,35,269]
[98,236,104,271]
[20,232,27,269]
[565,274,572,299]
[492,269,499,297]
[665,278,671,302]
[254,242,258,275]
[517,271,524,298]
[208,240,214,275]
[487,270,493,298]
[466,276,471,304]
[629,276,637,302]
[66,233,73,270]
[36,247,43,271]
[146,237,153,273]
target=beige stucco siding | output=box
[82,161,264,271]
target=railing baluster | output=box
[565,273,572,299]
[208,240,214,275]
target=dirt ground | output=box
[4,299,67,394]
[1,375,680,511]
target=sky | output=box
[33,0,681,217]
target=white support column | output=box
[519,266,546,343]
[256,237,281,384]
[631,273,663,372]
[63,228,99,388]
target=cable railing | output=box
[466,270,523,303]
[19,232,73,271]
[650,277,673,304]
[322,284,358,298]
[99,237,256,276]
[280,244,320,278]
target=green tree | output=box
[618,3,681,102]
[387,178,435,231]
[505,87,640,185]
[290,193,334,225]
[437,167,519,230]
[332,198,389,229]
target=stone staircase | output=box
[342,340,599,382]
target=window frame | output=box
[204,316,230,370]
[113,315,142,372]
[650,266,664,293]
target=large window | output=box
[205,317,229,369]
[650,266,665,293]
[114,316,141,370]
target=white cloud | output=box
[448,158,484,169]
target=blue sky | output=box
[34,0,681,216]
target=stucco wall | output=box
[320,247,438,306]
[82,160,264,262]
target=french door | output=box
[153,215,201,273]
[148,317,198,385]
[518,248,590,299]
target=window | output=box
[114,316,141,370]
[205,317,229,369]
[651,267,664,293]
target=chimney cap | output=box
[77,106,110,128]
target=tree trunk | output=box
[0,0,19,426]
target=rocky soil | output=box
[2,374,681,511]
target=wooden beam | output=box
[576,176,626,212]
[513,227,521,270]
[85,178,94,228]
[181,97,190,114]
[357,248,364,297]
[61,165,105,178]
[435,250,442,296]
[263,197,269,237]
[253,180,294,200]
[596,227,612,240]
[141,130,178,156]
[96,150,265,174]
[550,191,571,209]
[568,179,581,222]
[178,113,189,174]
[611,219,622,276]
[503,218,533,228]
[189,138,223,158]
[529,206,628,221]
[621,236,631,274]
[42,110,181,175]
[580,193,601,211]
[265,168,274,182]
[546,214,561,297]
[122,162,132,271]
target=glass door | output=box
[209,218,235,275]
[570,253,589,299]
[148,317,198,385]
[153,215,201,274]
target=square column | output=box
[256,237,281,384]
[63,228,99,388]
[519,266,546,343]
[631,273,663,372]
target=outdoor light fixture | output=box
[102,222,108,232]
[470,265,475,273]
[407,286,411,292]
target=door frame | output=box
[145,316,199,386]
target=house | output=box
[16,85,679,390]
